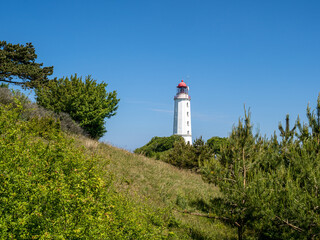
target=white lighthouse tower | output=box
[173,80,192,144]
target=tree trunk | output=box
[238,226,243,240]
[242,148,246,188]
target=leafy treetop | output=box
[35,74,119,139]
[206,136,228,155]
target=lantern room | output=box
[176,80,188,95]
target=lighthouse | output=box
[173,80,192,144]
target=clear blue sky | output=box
[2,0,320,150]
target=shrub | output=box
[134,135,183,158]
[206,136,228,155]
[165,139,196,169]
[0,86,85,136]
[136,135,215,170]
[0,102,166,239]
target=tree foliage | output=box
[136,136,220,169]
[35,74,119,139]
[278,114,296,145]
[202,97,320,239]
[166,139,196,169]
[134,135,183,158]
[0,41,53,88]
[206,136,228,155]
[159,137,213,170]
[202,110,265,240]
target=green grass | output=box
[77,137,237,239]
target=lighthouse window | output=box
[187,131,190,135]
[187,121,189,126]
[187,102,189,107]
[187,112,189,116]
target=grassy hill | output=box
[0,103,174,239]
[4,88,320,239]
[77,136,236,239]
[0,90,235,239]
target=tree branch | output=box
[174,209,229,221]
[275,216,304,232]
[0,79,24,85]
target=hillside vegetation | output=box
[3,67,320,239]
[4,92,320,239]
[0,92,235,239]
[1,41,235,239]
[90,140,235,239]
[134,135,227,170]
[134,96,320,239]
[0,102,174,239]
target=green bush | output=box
[206,136,228,155]
[134,135,183,158]
[165,139,196,169]
[136,135,215,170]
[159,137,213,170]
[0,86,85,136]
[0,102,166,239]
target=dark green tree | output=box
[35,74,119,139]
[204,110,265,240]
[278,114,296,144]
[201,98,320,239]
[0,41,53,88]
[256,101,320,239]
[305,94,320,144]
[278,114,297,167]
[192,137,213,166]
[134,135,183,158]
[166,139,196,169]
[295,115,309,142]
[296,94,320,146]
[206,136,228,155]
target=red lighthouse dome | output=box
[177,80,187,88]
[175,80,189,97]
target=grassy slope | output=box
[77,137,236,240]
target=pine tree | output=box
[278,114,296,144]
[255,96,320,239]
[278,114,297,167]
[208,109,264,240]
[306,94,320,145]
[0,41,53,88]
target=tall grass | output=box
[76,137,236,239]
